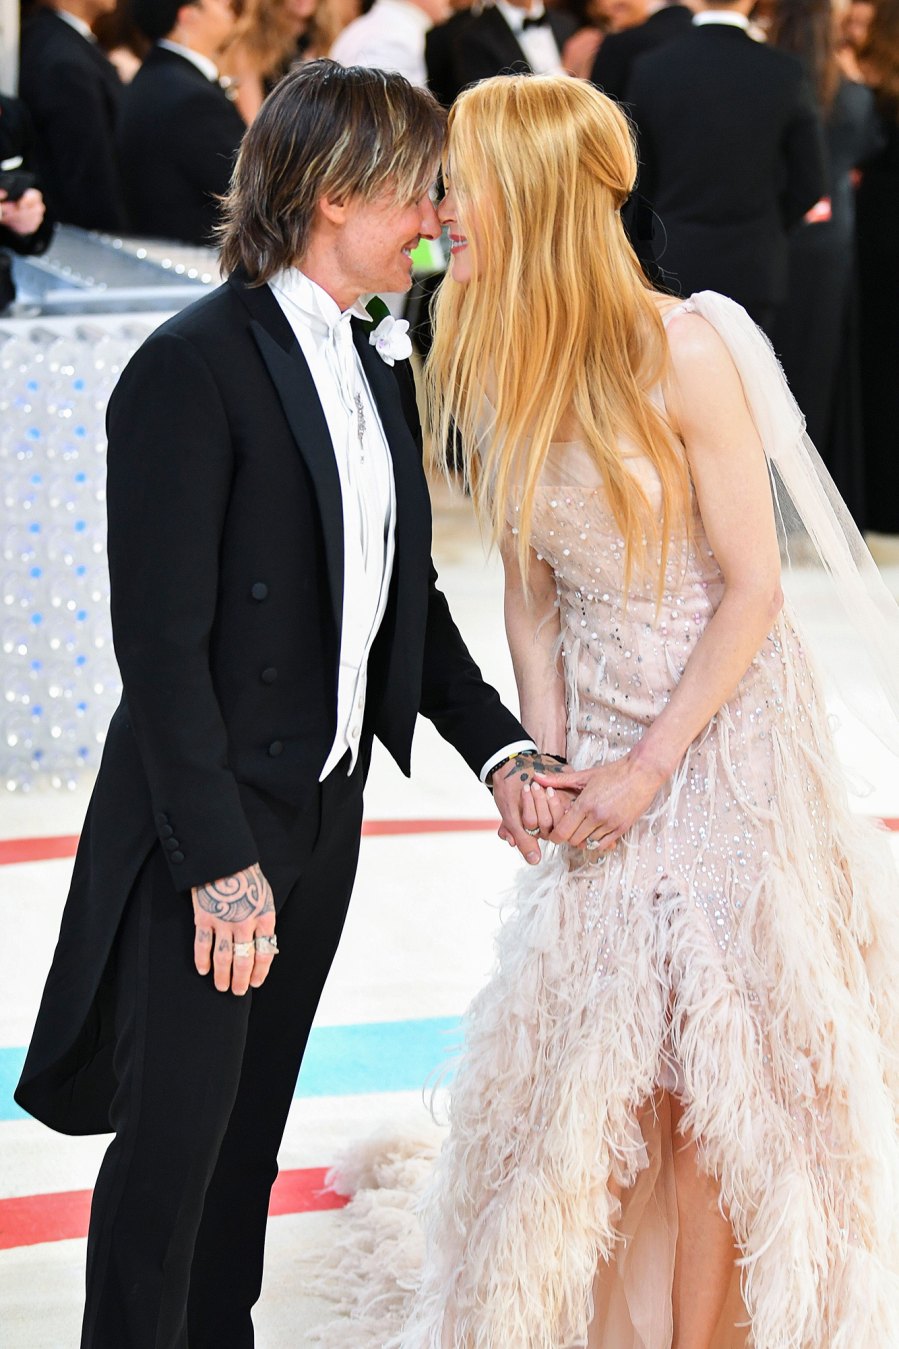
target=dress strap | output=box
[660,296,696,327]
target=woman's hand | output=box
[533,753,667,853]
[519,772,577,839]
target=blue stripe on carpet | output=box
[0,1017,462,1122]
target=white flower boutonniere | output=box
[369,315,413,366]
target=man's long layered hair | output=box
[219,61,446,284]
[427,76,691,596]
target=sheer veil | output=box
[687,291,899,757]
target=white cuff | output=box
[479,739,539,783]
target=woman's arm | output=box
[539,312,784,849]
[501,533,568,757]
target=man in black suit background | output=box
[431,0,578,107]
[18,0,126,232]
[425,3,474,106]
[119,0,245,244]
[0,93,54,309]
[589,0,693,102]
[16,61,549,1349]
[626,0,827,332]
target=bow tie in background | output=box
[521,11,549,27]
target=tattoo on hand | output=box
[502,753,566,784]
[217,937,231,953]
[195,863,274,924]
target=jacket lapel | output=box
[481,6,530,69]
[229,272,345,634]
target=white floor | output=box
[1,490,897,1346]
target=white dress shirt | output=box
[494,0,563,75]
[269,269,396,780]
[330,0,432,87]
[268,269,536,784]
[156,38,220,81]
[692,10,750,27]
[54,7,96,41]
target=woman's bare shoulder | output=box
[663,308,739,385]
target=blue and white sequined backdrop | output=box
[1,317,169,791]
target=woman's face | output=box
[842,0,874,51]
[284,0,316,28]
[437,179,476,284]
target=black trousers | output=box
[81,761,364,1349]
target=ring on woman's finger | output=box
[232,940,255,960]
[584,839,603,851]
[524,826,541,837]
[255,934,279,955]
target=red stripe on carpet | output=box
[1,815,897,867]
[1,817,897,867]
[0,835,81,866]
[0,821,498,866]
[0,1168,347,1251]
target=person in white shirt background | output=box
[330,0,452,87]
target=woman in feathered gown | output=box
[315,76,899,1348]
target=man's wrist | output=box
[480,739,539,786]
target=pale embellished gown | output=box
[313,295,899,1348]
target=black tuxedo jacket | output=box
[118,45,245,245]
[0,94,55,257]
[436,4,578,106]
[425,10,475,106]
[15,270,527,1134]
[17,7,126,232]
[626,24,826,310]
[589,5,692,103]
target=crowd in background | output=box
[1,0,897,532]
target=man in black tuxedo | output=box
[425,6,474,105]
[16,61,548,1349]
[589,0,693,103]
[18,0,126,232]
[119,0,245,244]
[626,0,826,332]
[432,0,577,106]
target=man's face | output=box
[191,0,237,52]
[86,0,119,21]
[331,187,441,298]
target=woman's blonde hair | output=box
[426,75,690,593]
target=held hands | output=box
[533,754,667,854]
[490,752,578,863]
[191,862,278,996]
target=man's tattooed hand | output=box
[194,863,274,924]
[191,862,277,997]
[500,753,568,786]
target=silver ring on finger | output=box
[524,826,540,837]
[255,934,279,955]
[584,839,603,851]
[232,940,255,960]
